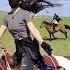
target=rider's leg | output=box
[13,40,23,64]
[15,39,34,70]
[53,24,55,30]
[53,19,58,30]
[20,53,33,70]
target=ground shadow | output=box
[43,37,66,41]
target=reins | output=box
[0,42,12,70]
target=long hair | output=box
[8,0,52,13]
[8,0,20,8]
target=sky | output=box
[0,0,70,17]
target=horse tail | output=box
[65,25,70,30]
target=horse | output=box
[40,21,70,40]
[0,42,65,70]
[0,42,20,70]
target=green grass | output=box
[0,12,70,57]
[33,16,70,56]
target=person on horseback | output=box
[52,13,62,29]
[53,13,62,24]
[0,0,53,70]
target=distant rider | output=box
[52,13,62,29]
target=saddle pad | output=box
[43,55,60,70]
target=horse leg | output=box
[49,33,52,40]
[52,33,56,39]
[60,30,67,39]
[64,31,67,39]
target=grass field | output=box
[0,12,70,57]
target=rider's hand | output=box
[41,41,53,55]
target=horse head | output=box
[40,21,49,28]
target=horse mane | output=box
[43,21,51,25]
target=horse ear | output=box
[43,21,46,23]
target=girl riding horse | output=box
[40,21,70,40]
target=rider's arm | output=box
[0,25,7,39]
[27,21,44,44]
[27,21,52,55]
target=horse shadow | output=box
[43,37,66,41]
[40,21,70,39]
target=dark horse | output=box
[0,45,65,70]
[40,21,70,40]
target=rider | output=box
[52,13,62,29]
[0,0,52,70]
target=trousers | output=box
[13,37,46,70]
[14,37,35,70]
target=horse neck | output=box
[43,22,52,30]
[43,22,48,27]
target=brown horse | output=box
[40,21,70,40]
